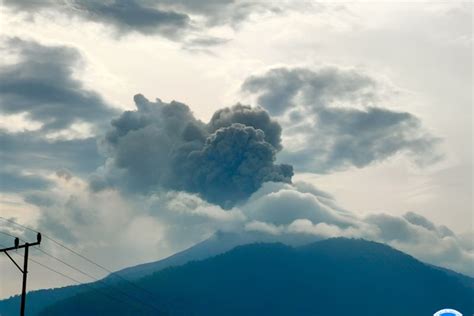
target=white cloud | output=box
[0,112,43,133]
[238,182,474,276]
[2,165,471,299]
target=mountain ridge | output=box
[1,237,472,315]
[39,238,474,316]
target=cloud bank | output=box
[242,66,442,172]
[1,0,299,47]
[0,39,113,194]
[244,182,473,276]
[16,175,474,277]
[0,38,118,133]
[2,0,190,39]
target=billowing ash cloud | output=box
[92,95,293,208]
[242,66,442,173]
[208,104,282,149]
[0,38,118,132]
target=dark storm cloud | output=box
[158,0,284,27]
[1,0,293,40]
[280,106,441,172]
[242,67,377,116]
[242,66,441,173]
[0,38,118,132]
[92,94,292,208]
[0,38,115,197]
[72,0,190,37]
[2,0,190,38]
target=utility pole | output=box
[1,233,41,316]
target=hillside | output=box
[39,238,474,316]
[0,230,314,316]
[0,232,236,316]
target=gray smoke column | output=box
[92,94,293,208]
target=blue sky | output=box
[0,1,472,298]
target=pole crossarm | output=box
[0,233,41,316]
[0,241,40,253]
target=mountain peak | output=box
[39,237,474,316]
[2,237,473,316]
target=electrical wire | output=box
[0,216,157,299]
[32,247,162,313]
[0,226,163,314]
[0,230,19,239]
[0,243,143,310]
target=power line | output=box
[0,243,143,310]
[34,247,103,282]
[31,246,163,313]
[26,257,147,311]
[0,234,42,316]
[0,216,158,299]
[0,232,162,314]
[0,230,20,239]
[0,222,163,314]
[1,242,89,290]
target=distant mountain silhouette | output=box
[35,238,474,316]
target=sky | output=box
[0,0,472,299]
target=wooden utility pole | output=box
[1,233,41,316]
